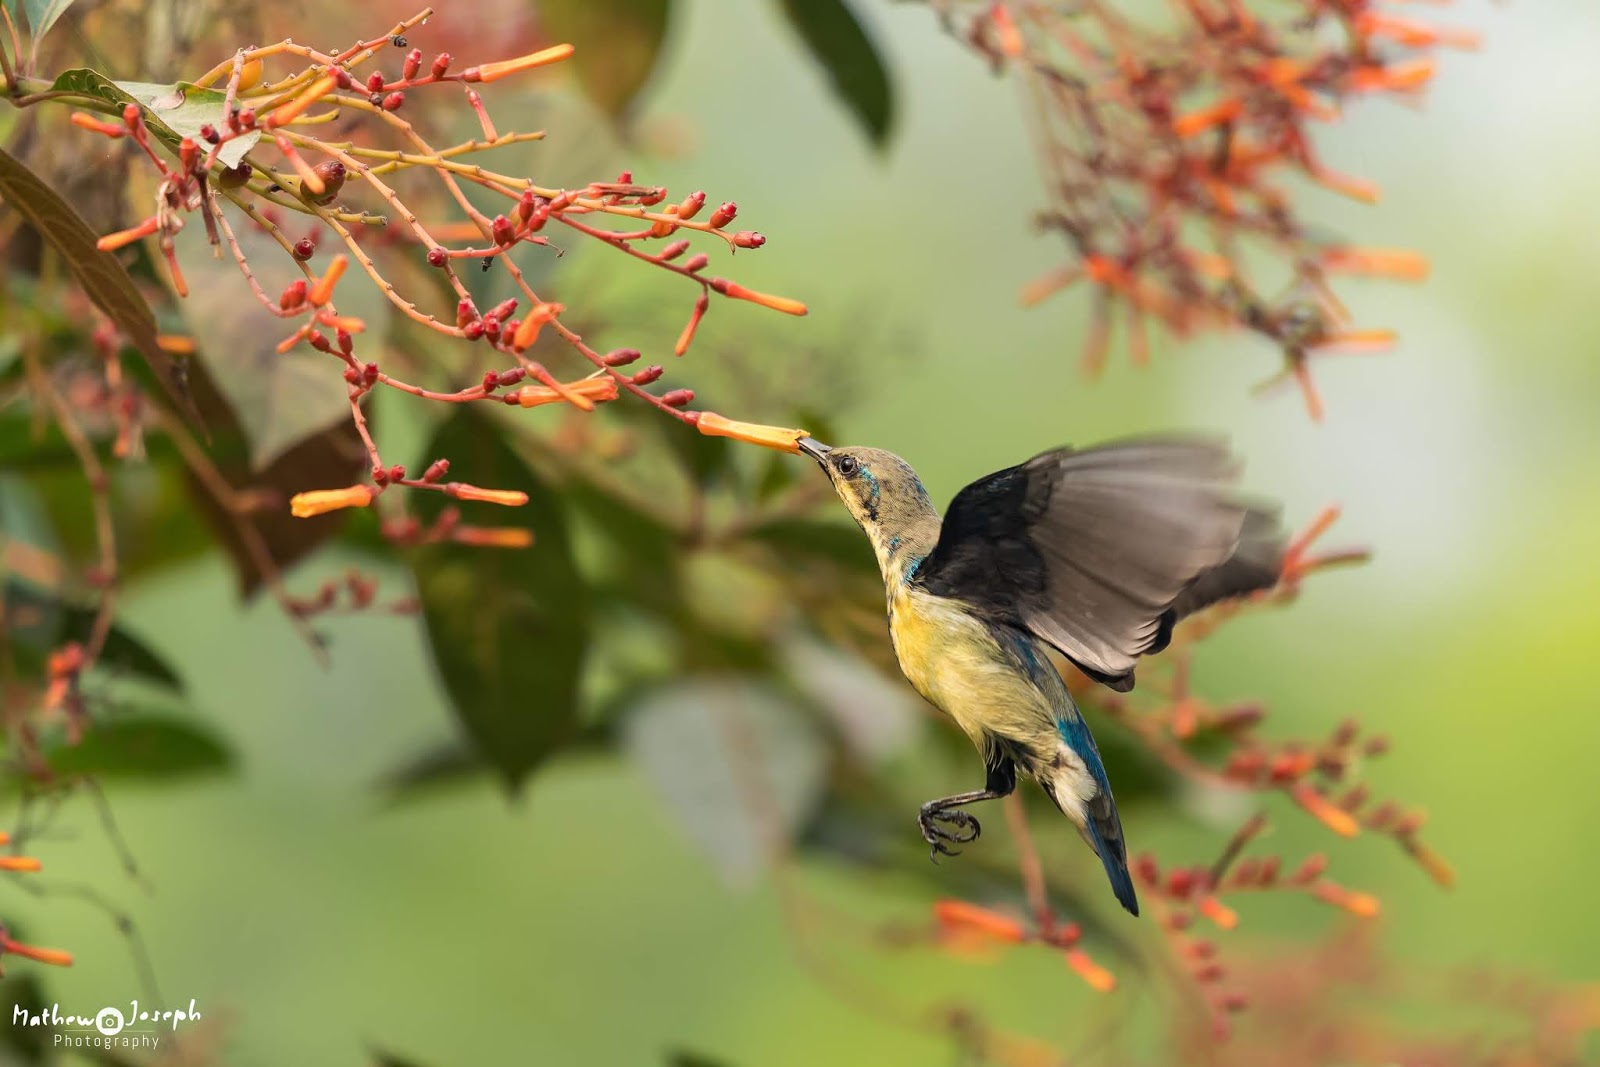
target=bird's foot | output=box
[918,804,981,862]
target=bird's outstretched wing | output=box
[916,435,1283,691]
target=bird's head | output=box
[798,438,938,570]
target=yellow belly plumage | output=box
[887,584,1068,762]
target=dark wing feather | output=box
[918,435,1283,689]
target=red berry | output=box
[427,247,448,268]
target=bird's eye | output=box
[835,455,860,477]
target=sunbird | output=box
[797,434,1284,916]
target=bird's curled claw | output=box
[918,805,982,862]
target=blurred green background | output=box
[6,0,1599,1063]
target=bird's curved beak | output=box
[796,437,832,465]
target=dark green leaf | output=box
[44,714,233,780]
[22,0,75,44]
[0,146,202,427]
[410,407,590,790]
[57,606,183,692]
[369,1050,435,1067]
[537,0,673,120]
[50,70,262,169]
[774,0,894,147]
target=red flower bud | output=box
[491,215,515,247]
[732,230,765,249]
[677,190,706,220]
[684,253,709,273]
[427,247,448,267]
[423,459,450,482]
[708,201,737,228]
[403,48,422,80]
[367,72,385,93]
[631,365,664,385]
[603,348,641,366]
[293,238,315,261]
[659,239,690,261]
[382,91,405,111]
[661,388,695,408]
[431,53,451,78]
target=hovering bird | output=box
[797,434,1284,916]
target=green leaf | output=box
[537,0,673,120]
[50,69,262,169]
[22,0,74,45]
[0,146,202,427]
[43,714,233,780]
[621,677,829,884]
[410,408,591,790]
[774,0,894,148]
[56,607,184,692]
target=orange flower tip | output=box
[1198,896,1239,930]
[475,44,577,83]
[1172,98,1242,138]
[70,112,124,137]
[3,942,74,967]
[156,334,197,355]
[96,217,160,252]
[289,484,376,518]
[933,900,1028,944]
[1312,329,1397,355]
[452,527,535,549]
[1291,782,1361,837]
[715,280,807,316]
[308,255,349,306]
[0,856,42,872]
[316,314,367,334]
[0,831,10,845]
[513,377,616,409]
[696,412,806,453]
[1407,842,1457,889]
[1321,248,1431,281]
[989,4,1025,58]
[1064,949,1117,993]
[1313,169,1381,205]
[449,485,529,507]
[267,74,338,128]
[1019,266,1082,307]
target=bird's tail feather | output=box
[1038,747,1140,917]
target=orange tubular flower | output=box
[0,856,42,872]
[1321,247,1431,281]
[1198,896,1240,930]
[513,377,618,408]
[447,485,529,507]
[714,281,808,316]
[267,74,338,128]
[1290,782,1361,837]
[1064,948,1117,993]
[933,900,1028,945]
[290,484,377,518]
[1172,98,1242,138]
[307,255,349,307]
[472,44,576,83]
[1313,881,1382,917]
[2,938,74,968]
[451,526,535,549]
[96,217,160,252]
[511,302,565,351]
[694,412,807,453]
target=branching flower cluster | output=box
[927,0,1475,419]
[68,9,812,519]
